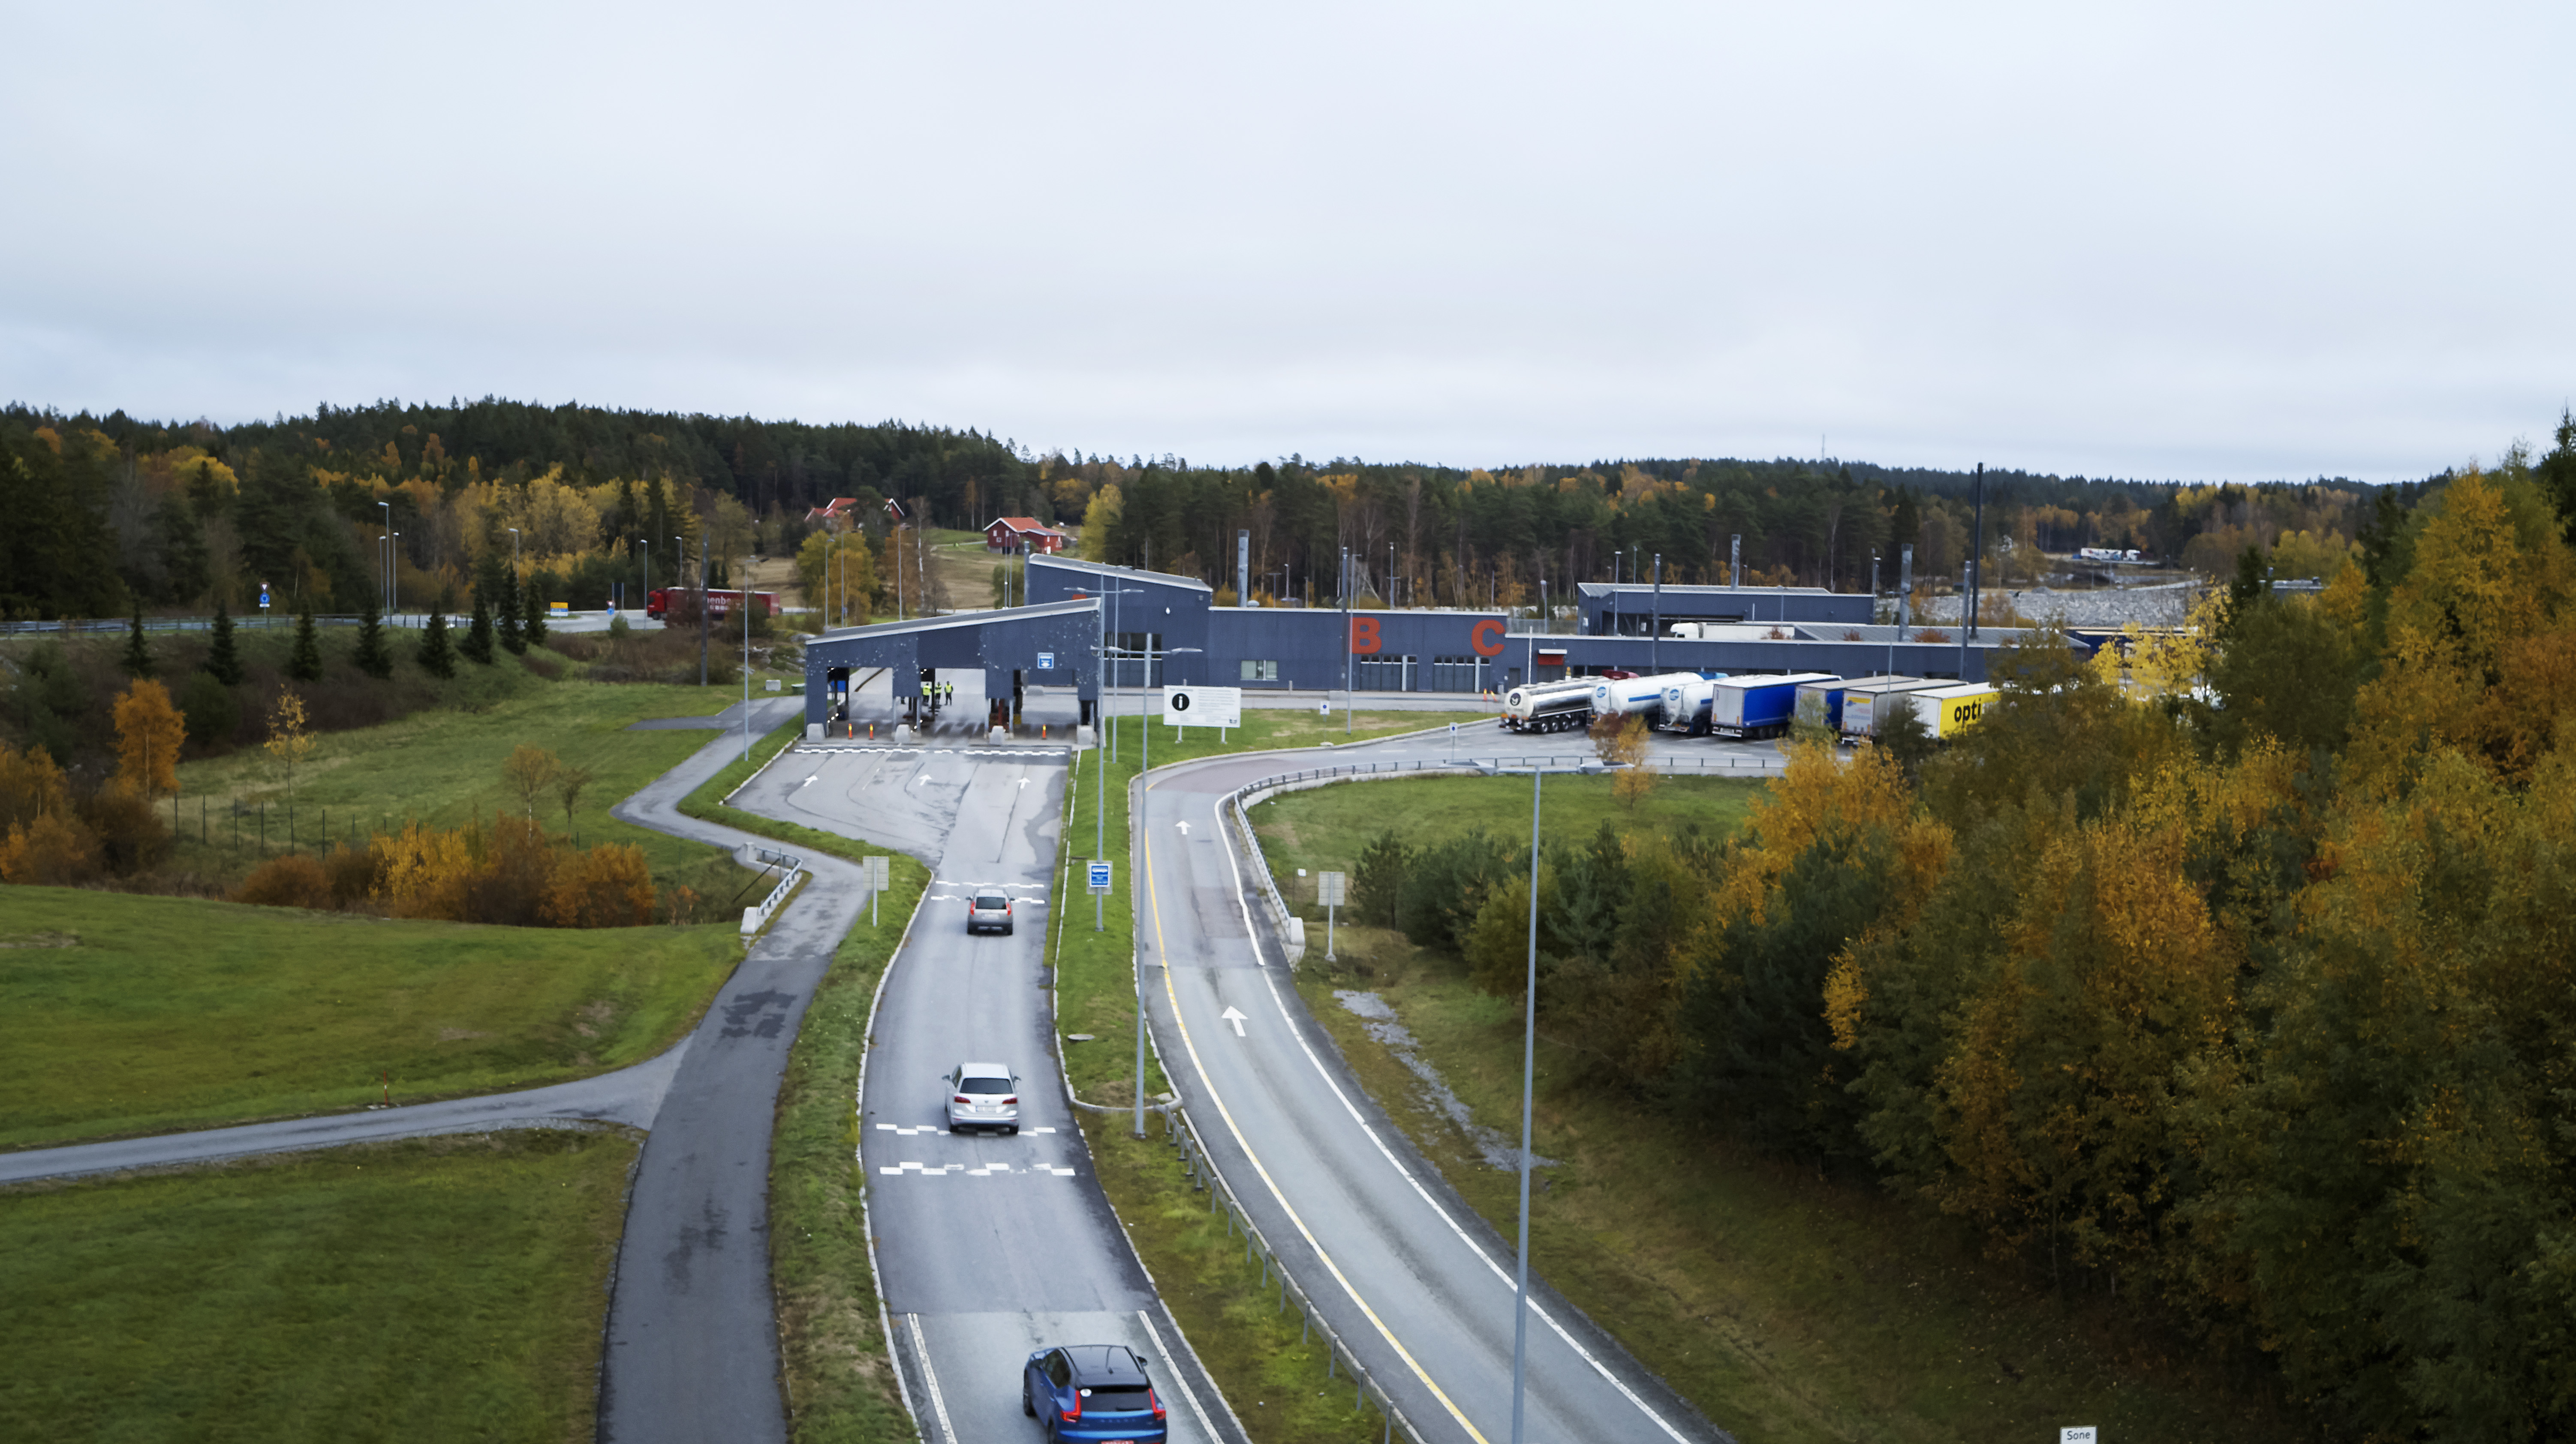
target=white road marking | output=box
[1201,785,1695,1444]
[873,1123,1059,1135]
[1220,1005,1248,1037]
[1137,1309,1221,1444]
[1175,820,1192,835]
[802,774,818,787]
[908,1313,957,1443]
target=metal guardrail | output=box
[1160,1104,1423,1444]
[739,846,803,936]
[0,614,455,635]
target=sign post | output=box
[861,854,890,927]
[1317,869,1347,962]
[259,581,272,627]
[1087,858,1113,932]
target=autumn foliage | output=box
[1366,453,2576,1441]
[227,814,656,927]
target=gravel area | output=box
[1916,579,2206,629]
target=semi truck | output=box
[645,587,779,622]
[1875,682,2000,742]
[1591,671,1709,725]
[1792,674,1913,735]
[1655,674,1735,735]
[1501,679,1597,733]
[1706,672,1842,740]
[1835,677,1947,744]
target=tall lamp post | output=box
[378,499,393,615]
[1472,755,1607,1444]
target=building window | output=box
[1240,659,1279,682]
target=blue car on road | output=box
[1022,1343,1166,1442]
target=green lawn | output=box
[0,1128,634,1443]
[0,889,738,1150]
[1250,771,1763,918]
[1259,783,2311,1444]
[770,853,930,1444]
[169,678,761,897]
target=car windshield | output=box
[975,895,1008,909]
[1083,1387,1151,1410]
[959,1077,1012,1094]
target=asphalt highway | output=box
[730,675,1247,1444]
[1132,721,1774,1444]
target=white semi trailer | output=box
[1590,672,1707,726]
[1501,679,1597,733]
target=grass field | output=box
[0,1128,636,1443]
[1259,782,2311,1444]
[770,853,930,1444]
[0,888,738,1150]
[166,677,762,897]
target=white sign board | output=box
[1036,651,1056,670]
[1087,860,1113,893]
[1162,685,1243,728]
[2061,1429,2099,1444]
[860,855,891,890]
[767,678,781,692]
[1317,870,1347,906]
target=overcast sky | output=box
[3,2,2567,482]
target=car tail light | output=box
[954,1095,972,1106]
[1005,901,1012,913]
[1064,1391,1082,1423]
[1000,1095,1017,1106]
[1151,1388,1165,1423]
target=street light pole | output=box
[1512,762,1541,1444]
[378,499,392,614]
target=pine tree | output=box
[353,594,393,680]
[286,599,323,683]
[417,599,457,679]
[206,599,244,685]
[462,592,496,665]
[120,603,154,678]
[522,581,548,647]
[497,567,526,654]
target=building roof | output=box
[804,496,859,523]
[1029,555,1214,593]
[987,516,1066,535]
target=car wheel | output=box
[947,1122,959,1134]
[1007,1125,1020,1136]
[1023,1382,1035,1417]
[1005,924,1014,935]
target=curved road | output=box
[1133,722,1779,1444]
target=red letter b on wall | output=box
[1349,616,1381,655]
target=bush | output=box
[322,840,386,907]
[234,853,331,909]
[1397,829,1516,951]
[1351,830,1412,927]
[83,779,170,875]
[0,811,102,886]
[544,843,657,927]
[178,671,240,751]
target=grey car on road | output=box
[946,1062,1020,1134]
[967,891,1014,935]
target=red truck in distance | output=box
[644,587,778,621]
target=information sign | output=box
[1087,860,1113,893]
[1161,686,1243,728]
[1316,870,1347,906]
[1036,651,1056,670]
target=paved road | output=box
[1132,722,1771,1444]
[0,1044,691,1185]
[731,675,1248,1444]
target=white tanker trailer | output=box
[1500,679,1597,733]
[1590,671,1708,726]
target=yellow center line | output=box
[1142,778,1489,1444]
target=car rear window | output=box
[959,1077,1012,1094]
[1083,1387,1152,1410]
[975,895,1008,908]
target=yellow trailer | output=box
[1902,682,1999,739]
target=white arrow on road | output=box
[1176,820,1192,835]
[1220,1006,1247,1036]
[1019,777,1031,788]
[802,775,817,787]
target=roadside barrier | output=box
[1161,1102,1425,1444]
[738,844,803,935]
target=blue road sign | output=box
[1086,860,1113,892]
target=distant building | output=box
[805,497,860,526]
[985,517,1068,554]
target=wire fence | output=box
[0,614,466,636]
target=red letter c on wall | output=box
[1349,616,1381,655]
[1469,618,1506,656]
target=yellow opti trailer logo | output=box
[1925,685,1999,738]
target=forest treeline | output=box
[1352,440,2576,1441]
[0,395,2471,623]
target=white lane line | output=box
[873,1123,1058,1135]
[1137,1309,1219,1444]
[1142,803,1490,1444]
[1205,780,1694,1444]
[908,1313,957,1443]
